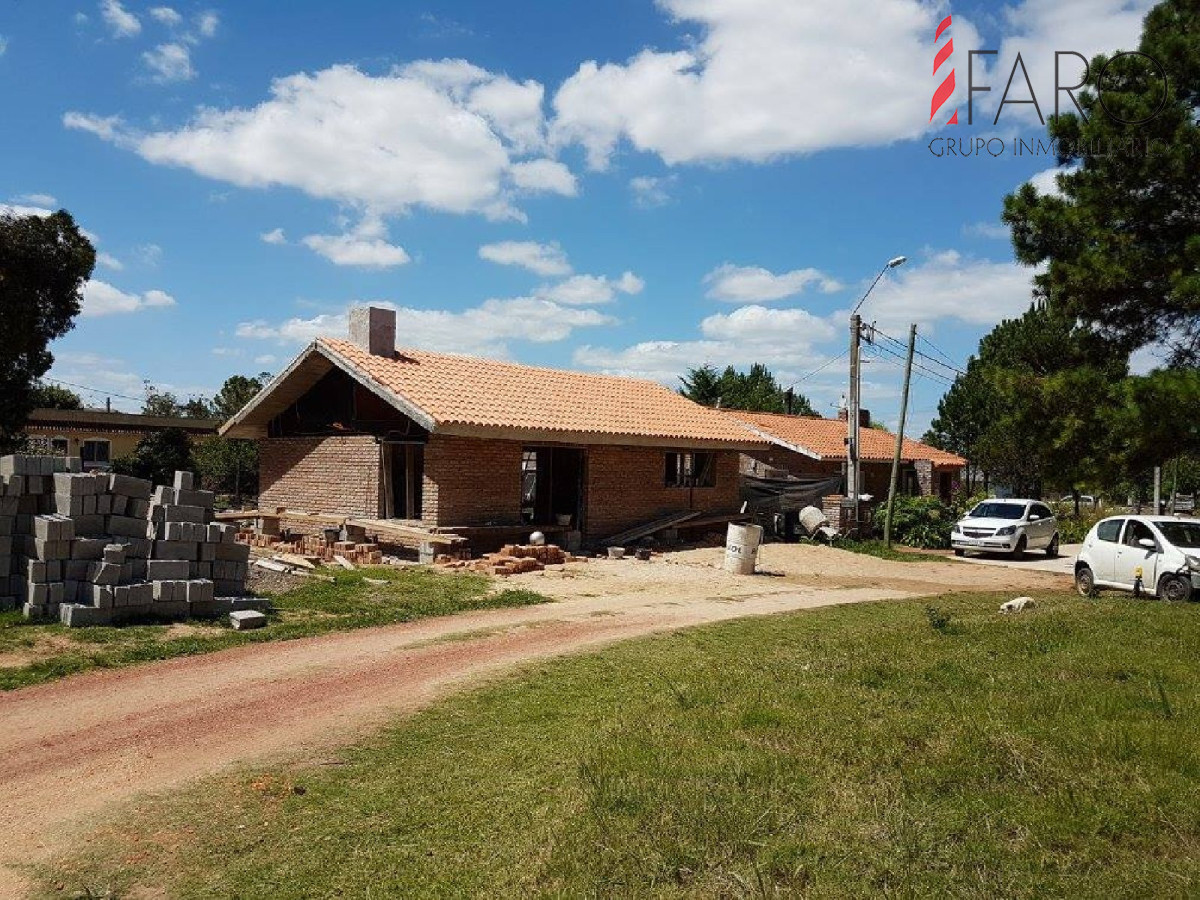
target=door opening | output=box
[384,443,425,520]
[521,447,584,529]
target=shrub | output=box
[880,495,955,549]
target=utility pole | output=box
[884,324,917,548]
[847,314,862,509]
[1154,465,1162,514]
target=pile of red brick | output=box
[437,543,588,576]
[235,530,384,565]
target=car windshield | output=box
[1156,522,1200,549]
[968,502,1025,520]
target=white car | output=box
[1075,515,1200,602]
[951,498,1059,559]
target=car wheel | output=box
[1045,533,1059,558]
[1012,536,1027,560]
[1076,565,1096,597]
[1159,574,1194,603]
[953,548,965,557]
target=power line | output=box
[42,377,145,404]
[865,342,955,386]
[869,325,965,378]
[917,332,966,371]
[786,348,849,390]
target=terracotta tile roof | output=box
[318,339,766,446]
[724,410,966,466]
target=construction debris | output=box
[435,543,588,576]
[230,609,268,630]
[0,455,250,626]
[238,529,384,566]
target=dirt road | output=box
[0,545,1067,897]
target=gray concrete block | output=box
[229,609,267,630]
[46,560,63,582]
[103,515,142,538]
[215,579,245,596]
[54,496,84,517]
[66,456,82,473]
[173,470,195,491]
[95,494,112,516]
[22,602,48,619]
[89,561,121,586]
[111,494,128,516]
[130,582,153,606]
[198,541,215,562]
[130,558,147,581]
[31,539,71,561]
[187,597,231,617]
[192,561,212,579]
[109,473,152,500]
[187,579,214,604]
[153,540,198,561]
[73,515,106,538]
[0,558,10,579]
[82,494,97,515]
[24,560,48,583]
[0,596,16,612]
[153,486,178,506]
[151,599,189,619]
[163,504,205,524]
[0,516,12,536]
[27,583,49,604]
[215,542,251,563]
[147,559,190,580]
[103,544,127,564]
[72,538,107,561]
[60,603,113,627]
[128,498,151,519]
[176,488,215,510]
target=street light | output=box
[847,255,907,521]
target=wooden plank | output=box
[332,555,356,570]
[213,509,263,522]
[275,553,318,570]
[254,559,292,573]
[347,519,466,546]
[604,511,702,547]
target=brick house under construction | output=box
[220,308,766,546]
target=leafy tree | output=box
[0,210,95,451]
[142,381,219,419]
[926,305,1125,498]
[680,363,817,415]
[190,373,272,499]
[112,428,194,487]
[30,382,83,410]
[1002,0,1200,365]
[210,372,271,423]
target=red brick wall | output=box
[259,436,382,518]
[422,434,524,526]
[585,446,740,539]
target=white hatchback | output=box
[951,499,1059,558]
[1075,516,1200,602]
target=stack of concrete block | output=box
[0,456,253,627]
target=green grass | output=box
[42,591,1200,898]
[837,538,948,563]
[0,569,547,691]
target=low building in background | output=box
[728,409,967,503]
[23,409,221,471]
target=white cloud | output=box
[629,175,676,208]
[143,43,195,83]
[196,10,219,39]
[66,62,576,221]
[135,243,163,266]
[704,263,843,303]
[574,304,837,385]
[963,221,1010,240]
[1027,165,1073,197]
[237,295,615,358]
[81,280,177,316]
[97,252,124,271]
[211,346,242,357]
[12,193,56,206]
[260,227,287,245]
[149,7,183,27]
[46,352,146,413]
[0,203,55,219]
[535,272,643,306]
[509,159,577,196]
[100,0,141,38]
[254,354,278,366]
[861,250,1039,332]
[0,36,8,56]
[478,240,571,277]
[63,112,124,142]
[551,0,983,168]
[301,216,410,268]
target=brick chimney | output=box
[837,407,871,427]
[349,306,396,357]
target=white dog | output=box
[1000,596,1036,614]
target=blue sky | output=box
[0,0,1161,435]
